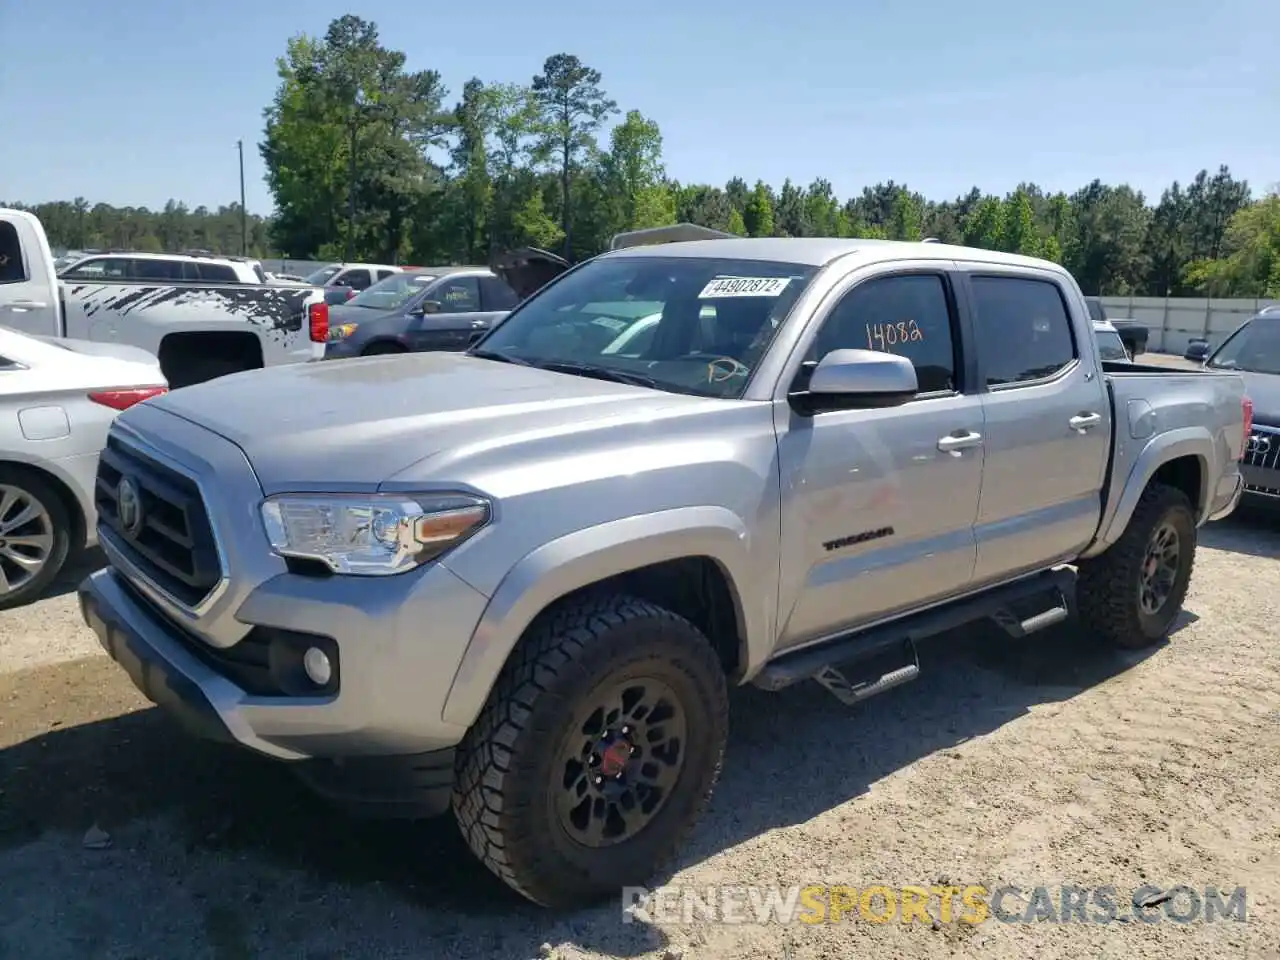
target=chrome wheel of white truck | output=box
[452,593,729,908]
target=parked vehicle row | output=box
[321,249,568,358]
[79,231,1248,911]
[0,208,327,389]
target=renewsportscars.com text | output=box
[622,883,1248,926]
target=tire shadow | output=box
[0,615,1176,959]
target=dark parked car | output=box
[1189,308,1280,508]
[323,249,568,358]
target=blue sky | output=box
[1,0,1274,215]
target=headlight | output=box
[327,323,359,341]
[260,493,489,575]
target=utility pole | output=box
[346,119,357,262]
[237,140,247,256]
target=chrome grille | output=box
[94,436,222,608]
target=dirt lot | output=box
[2,420,1278,956]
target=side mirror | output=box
[419,300,442,316]
[791,349,919,415]
[1184,340,1210,362]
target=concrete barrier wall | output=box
[1100,296,1279,355]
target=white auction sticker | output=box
[697,276,791,299]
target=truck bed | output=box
[1086,364,1246,557]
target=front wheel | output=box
[1077,482,1197,648]
[452,594,729,908]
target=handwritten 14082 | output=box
[866,320,923,351]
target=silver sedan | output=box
[0,327,167,607]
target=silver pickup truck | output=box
[78,237,1249,909]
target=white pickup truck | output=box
[0,209,328,387]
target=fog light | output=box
[302,646,333,686]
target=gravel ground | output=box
[2,354,1276,960]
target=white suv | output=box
[58,252,264,284]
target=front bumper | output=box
[80,565,482,818]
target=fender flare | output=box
[441,506,758,728]
[1088,428,1213,554]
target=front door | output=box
[774,270,986,651]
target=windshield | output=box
[305,265,341,285]
[472,255,817,398]
[1207,318,1280,375]
[346,271,438,310]
[1095,329,1129,362]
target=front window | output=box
[346,272,438,311]
[1208,318,1280,375]
[472,256,818,398]
[1095,329,1130,362]
[305,264,341,285]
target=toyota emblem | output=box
[1246,434,1272,457]
[117,475,144,537]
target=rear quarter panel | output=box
[60,282,320,365]
[1082,366,1245,556]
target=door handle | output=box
[1069,413,1102,432]
[937,431,983,455]
[0,300,48,311]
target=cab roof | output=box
[597,236,1058,271]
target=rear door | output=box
[960,266,1111,584]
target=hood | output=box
[1238,370,1280,426]
[147,351,706,492]
[491,247,570,299]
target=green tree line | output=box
[9,14,1280,297]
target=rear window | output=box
[196,263,238,282]
[971,276,1078,386]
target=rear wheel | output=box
[0,468,74,610]
[452,593,729,908]
[1078,483,1196,648]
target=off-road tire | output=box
[1078,482,1196,649]
[0,467,75,611]
[452,593,729,908]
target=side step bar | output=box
[753,567,1077,705]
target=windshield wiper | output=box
[469,348,532,366]
[530,360,663,390]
